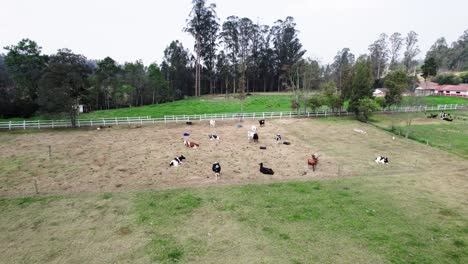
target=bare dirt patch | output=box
[1,118,466,197]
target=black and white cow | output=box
[274,134,282,143]
[375,156,389,164]
[212,162,221,179]
[253,133,259,143]
[208,134,220,140]
[169,155,186,167]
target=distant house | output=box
[415,81,468,97]
[373,88,388,97]
[435,84,468,97]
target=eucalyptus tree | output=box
[403,31,420,74]
[368,33,389,81]
[426,37,449,71]
[447,29,468,71]
[162,40,192,99]
[271,16,306,91]
[389,32,404,70]
[94,56,120,109]
[37,49,91,127]
[184,0,217,96]
[258,24,275,92]
[122,61,146,106]
[331,48,355,98]
[220,16,240,93]
[147,63,170,104]
[215,50,230,94]
[237,17,255,94]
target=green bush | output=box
[433,73,462,85]
[308,95,325,111]
[374,97,386,108]
[459,71,468,83]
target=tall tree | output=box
[426,37,449,71]
[271,16,306,91]
[349,55,373,113]
[220,16,240,94]
[421,57,438,81]
[384,69,408,106]
[368,33,389,81]
[237,17,254,95]
[147,63,170,104]
[3,39,48,117]
[94,56,120,109]
[162,40,192,99]
[122,61,146,106]
[403,31,420,74]
[0,54,15,118]
[184,0,217,97]
[215,51,230,94]
[447,29,468,71]
[37,49,91,127]
[331,48,355,98]
[389,32,404,70]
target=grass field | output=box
[1,172,466,263]
[1,94,466,121]
[369,111,468,158]
[0,118,467,263]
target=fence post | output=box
[78,119,80,128]
[140,117,142,125]
[91,120,93,127]
[23,120,26,130]
[9,121,11,130]
[115,117,118,125]
[52,120,54,129]
[280,112,283,119]
[103,118,106,126]
[38,120,40,129]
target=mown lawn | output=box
[1,172,466,263]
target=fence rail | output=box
[1,104,466,130]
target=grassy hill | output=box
[1,94,467,121]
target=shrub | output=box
[356,97,381,122]
[459,71,468,83]
[308,95,324,111]
[433,73,462,85]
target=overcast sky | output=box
[1,0,467,65]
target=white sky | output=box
[1,0,467,65]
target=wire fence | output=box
[1,104,466,130]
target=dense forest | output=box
[0,0,467,121]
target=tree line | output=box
[0,0,467,124]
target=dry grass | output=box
[1,118,466,198]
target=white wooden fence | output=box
[0,104,466,130]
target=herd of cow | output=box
[427,111,453,121]
[169,119,319,179]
